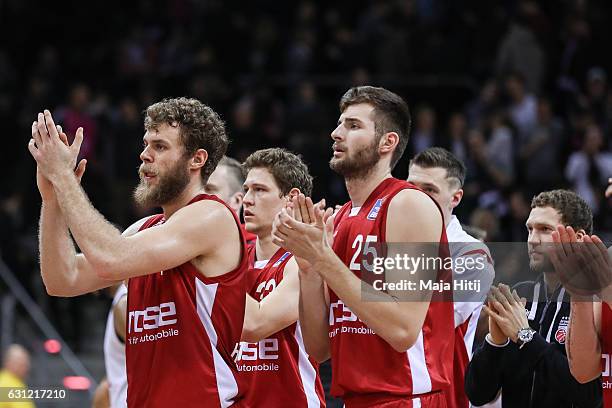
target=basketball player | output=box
[233,148,325,407]
[205,155,245,214]
[273,86,455,407]
[28,98,248,407]
[408,147,495,408]
[555,180,612,405]
[206,156,256,243]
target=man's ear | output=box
[191,149,208,170]
[230,191,244,210]
[450,188,464,211]
[575,229,587,241]
[379,132,399,155]
[287,188,301,200]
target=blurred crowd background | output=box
[0,0,611,398]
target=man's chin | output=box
[329,157,355,176]
[244,221,257,234]
[529,259,553,274]
[133,185,160,208]
[529,258,541,270]
[329,157,342,170]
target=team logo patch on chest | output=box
[273,252,292,267]
[367,198,385,220]
[555,316,569,344]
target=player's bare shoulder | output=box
[173,198,242,277]
[386,188,443,242]
[169,199,237,235]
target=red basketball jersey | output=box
[329,178,455,408]
[446,217,495,408]
[235,247,326,407]
[452,314,473,408]
[601,302,612,407]
[126,194,248,407]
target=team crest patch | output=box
[367,199,385,220]
[555,316,569,344]
[273,252,292,267]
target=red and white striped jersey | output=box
[126,194,248,408]
[329,178,455,407]
[446,215,494,408]
[235,246,326,407]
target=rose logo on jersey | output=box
[127,301,179,345]
[128,301,178,333]
[329,300,358,325]
[328,300,376,338]
[555,316,569,344]
[232,340,280,372]
[367,199,384,220]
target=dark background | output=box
[0,0,610,404]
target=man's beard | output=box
[329,137,380,179]
[133,160,190,208]
[529,254,554,274]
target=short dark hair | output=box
[339,86,411,170]
[218,156,245,195]
[410,147,466,187]
[144,97,228,184]
[531,189,593,234]
[243,148,313,197]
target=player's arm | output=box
[39,198,145,297]
[298,267,331,362]
[39,198,104,296]
[113,292,128,342]
[92,377,110,408]
[566,301,602,383]
[36,124,124,297]
[313,189,442,352]
[242,257,300,342]
[51,180,237,280]
[37,126,234,283]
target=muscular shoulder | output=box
[171,199,237,231]
[386,188,443,242]
[136,200,240,261]
[283,256,299,277]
